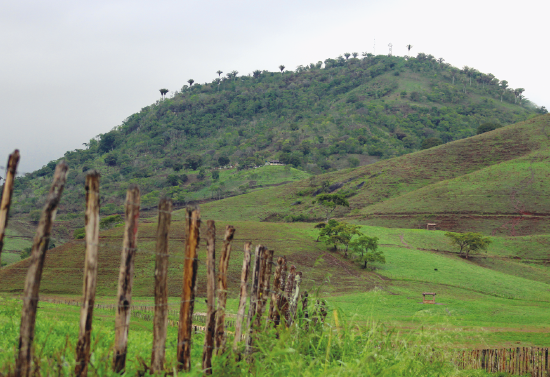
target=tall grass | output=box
[0,295,496,376]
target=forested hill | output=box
[10,52,545,217]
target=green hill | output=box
[8,53,543,222]
[197,114,550,236]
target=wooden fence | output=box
[0,158,319,376]
[455,347,550,377]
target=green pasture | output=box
[0,294,499,376]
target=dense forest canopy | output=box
[9,52,545,216]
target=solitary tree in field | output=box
[279,65,285,75]
[313,193,349,222]
[159,88,169,100]
[318,220,361,256]
[444,232,491,259]
[350,235,383,269]
[187,79,194,87]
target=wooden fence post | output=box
[15,161,68,377]
[245,245,264,355]
[275,256,288,327]
[288,271,303,325]
[255,249,273,329]
[0,149,19,266]
[177,206,200,372]
[113,184,140,373]
[267,257,284,325]
[215,225,235,355]
[283,265,296,326]
[202,220,216,374]
[302,291,309,330]
[75,171,101,377]
[233,242,251,352]
[150,198,172,374]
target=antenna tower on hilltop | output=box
[388,43,393,56]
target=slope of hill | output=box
[7,53,542,220]
[196,114,550,235]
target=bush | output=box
[283,214,309,222]
[477,122,501,135]
[28,210,41,223]
[20,247,32,259]
[212,170,220,180]
[421,137,443,150]
[99,214,122,230]
[73,227,86,239]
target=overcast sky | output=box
[1,0,548,175]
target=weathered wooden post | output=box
[113,184,140,373]
[177,206,200,372]
[245,245,264,355]
[233,242,251,352]
[150,198,172,374]
[302,291,309,330]
[283,265,296,326]
[288,271,303,325]
[0,149,19,266]
[75,171,101,377]
[255,249,273,328]
[15,161,68,377]
[202,220,216,374]
[275,256,288,327]
[215,225,235,355]
[267,256,284,325]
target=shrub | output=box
[99,214,123,230]
[477,122,501,135]
[73,227,86,239]
[421,137,443,150]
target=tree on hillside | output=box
[185,155,202,171]
[231,70,239,80]
[218,156,230,166]
[477,122,501,135]
[253,70,261,78]
[313,193,349,222]
[344,53,351,60]
[406,44,413,54]
[187,79,194,87]
[352,52,358,58]
[216,70,223,77]
[159,88,169,100]
[438,57,445,65]
[350,235,383,269]
[444,232,491,259]
[279,65,285,75]
[318,220,362,256]
[421,137,443,150]
[500,80,508,102]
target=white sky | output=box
[1,0,548,175]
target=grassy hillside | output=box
[2,221,549,348]
[0,220,376,296]
[197,114,550,235]
[8,53,542,220]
